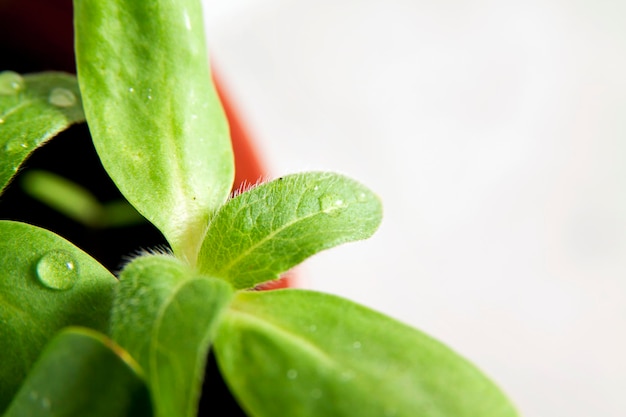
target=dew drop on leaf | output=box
[319,194,346,216]
[340,370,356,383]
[286,369,298,380]
[48,87,76,107]
[384,407,398,417]
[41,397,51,410]
[0,71,25,95]
[352,341,362,349]
[35,250,79,290]
[4,140,29,153]
[241,213,254,231]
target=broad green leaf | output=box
[110,255,233,417]
[215,290,519,417]
[0,221,117,411]
[3,327,152,417]
[74,0,234,262]
[21,170,145,229]
[0,71,84,194]
[198,172,382,289]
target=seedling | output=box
[0,0,519,416]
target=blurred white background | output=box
[202,1,626,416]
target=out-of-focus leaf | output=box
[215,289,519,417]
[21,170,145,228]
[3,327,152,417]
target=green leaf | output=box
[110,255,233,417]
[215,290,519,417]
[21,170,146,229]
[198,172,383,289]
[3,327,152,417]
[74,0,234,262]
[0,71,84,194]
[0,221,117,412]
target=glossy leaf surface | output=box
[0,71,84,194]
[198,172,382,289]
[110,255,233,417]
[215,290,519,417]
[74,0,234,262]
[0,221,117,411]
[3,328,152,417]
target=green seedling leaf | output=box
[215,290,519,417]
[198,172,382,289]
[0,71,84,194]
[110,255,233,417]
[21,170,145,228]
[3,327,152,417]
[0,220,117,411]
[74,0,234,262]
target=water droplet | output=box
[183,10,192,30]
[313,185,319,191]
[129,87,135,93]
[340,370,355,382]
[352,341,362,349]
[4,140,29,153]
[241,214,255,231]
[36,250,79,290]
[286,369,298,380]
[311,388,322,399]
[0,71,25,95]
[48,88,76,107]
[147,95,153,100]
[384,407,398,417]
[319,194,346,216]
[357,192,367,202]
